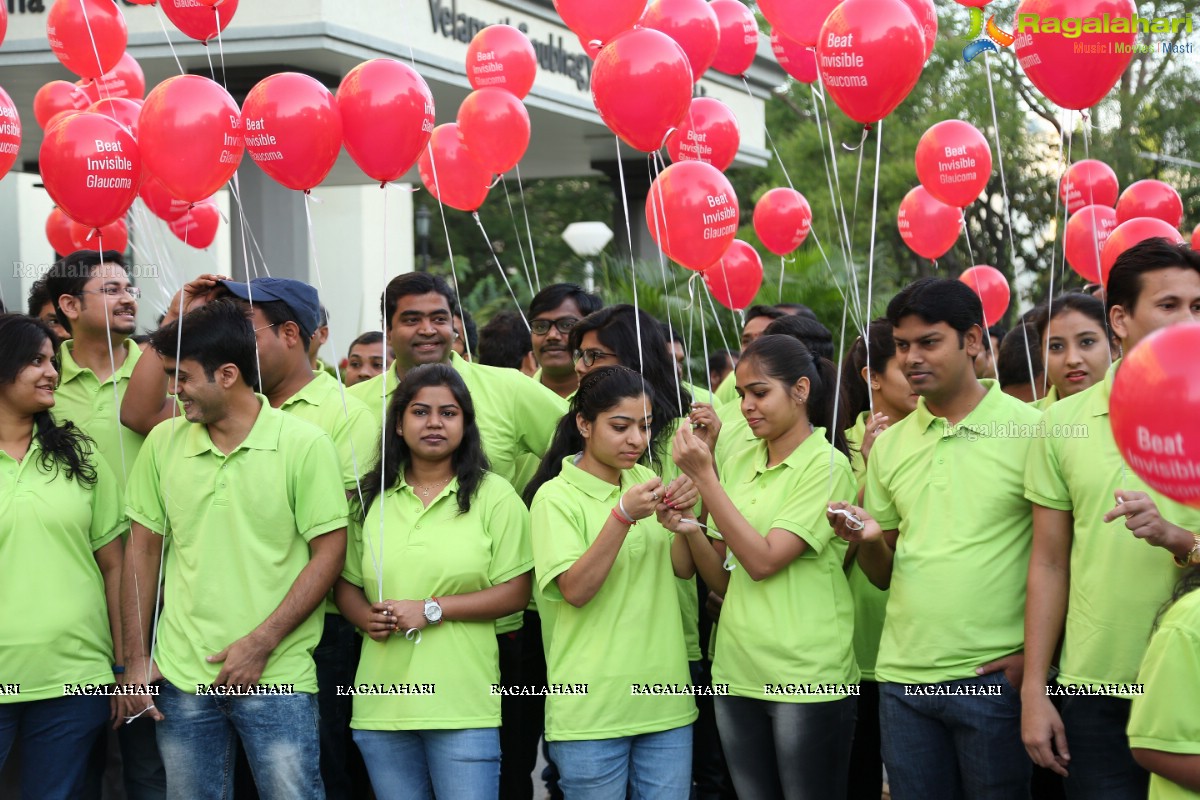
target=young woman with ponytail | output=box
[526,365,700,799]
[672,334,859,799]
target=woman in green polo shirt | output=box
[0,314,125,799]
[1128,569,1200,799]
[1031,292,1116,410]
[673,334,859,799]
[526,365,699,799]
[334,363,533,800]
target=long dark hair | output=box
[0,314,97,486]
[569,305,690,468]
[1156,567,1200,629]
[523,366,648,506]
[840,318,895,421]
[739,334,850,458]
[359,364,488,517]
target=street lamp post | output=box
[415,206,432,271]
[561,221,614,294]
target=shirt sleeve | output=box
[88,456,126,550]
[1024,409,1073,511]
[485,477,534,586]
[1127,618,1200,755]
[341,498,369,589]
[124,428,167,536]
[863,438,900,531]
[766,456,856,556]
[334,401,380,494]
[513,378,568,461]
[294,433,351,542]
[530,489,589,601]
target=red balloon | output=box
[1059,159,1119,215]
[1116,180,1183,228]
[87,97,141,139]
[35,81,91,129]
[554,0,646,48]
[70,217,128,252]
[915,120,992,208]
[898,186,963,260]
[705,241,764,311]
[77,53,145,103]
[1100,217,1184,286]
[418,124,492,213]
[338,59,435,185]
[169,201,220,249]
[466,25,537,99]
[40,113,140,229]
[242,73,342,192]
[0,87,19,180]
[771,31,817,84]
[710,0,758,76]
[1,4,6,48]
[139,174,192,222]
[959,265,1010,326]
[47,208,77,255]
[1192,223,1200,252]
[645,160,739,272]
[1111,323,1200,508]
[47,0,127,80]
[753,188,812,256]
[817,0,924,124]
[457,88,531,174]
[666,97,740,172]
[899,0,938,61]
[161,0,237,43]
[592,28,693,152]
[759,0,840,46]
[1013,0,1134,110]
[954,0,992,6]
[1064,205,1117,284]
[45,110,81,134]
[139,75,243,203]
[640,0,720,82]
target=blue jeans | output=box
[0,694,109,800]
[155,682,322,800]
[353,727,500,800]
[880,672,1031,800]
[548,724,693,800]
[1059,695,1148,800]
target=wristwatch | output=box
[1174,534,1200,568]
[423,597,443,625]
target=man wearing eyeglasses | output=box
[527,283,603,399]
[44,249,167,799]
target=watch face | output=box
[425,600,442,622]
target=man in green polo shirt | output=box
[120,299,348,800]
[527,283,603,399]
[831,277,1042,800]
[1022,238,1200,800]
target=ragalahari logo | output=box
[964,8,1016,62]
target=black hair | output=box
[707,349,735,373]
[1106,238,1200,320]
[841,318,896,420]
[381,272,458,330]
[477,311,532,369]
[150,299,259,387]
[887,277,984,345]
[349,331,386,352]
[250,298,314,344]
[774,302,817,319]
[0,315,97,486]
[359,364,488,517]
[660,322,686,347]
[996,322,1043,388]
[987,323,1009,343]
[528,282,603,320]
[523,365,648,505]
[455,309,479,355]
[1033,293,1106,346]
[762,314,835,360]
[1156,567,1200,630]
[739,335,849,458]
[43,250,127,335]
[569,305,691,465]
[27,278,54,318]
[744,304,786,325]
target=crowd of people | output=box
[1,237,1199,800]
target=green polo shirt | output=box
[343,473,531,730]
[712,431,860,700]
[1,439,124,702]
[1127,589,1200,800]
[531,459,697,740]
[866,380,1040,685]
[713,397,756,472]
[1031,385,1059,412]
[845,411,888,682]
[1026,362,1200,690]
[50,339,145,491]
[125,398,350,694]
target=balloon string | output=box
[513,165,541,293]
[778,255,786,304]
[647,153,686,413]
[847,126,870,263]
[983,53,1019,296]
[152,3,186,74]
[809,84,852,265]
[499,177,536,297]
[423,142,474,364]
[613,136,652,468]
[738,76,795,191]
[827,288,852,496]
[368,184,390,603]
[76,0,115,104]
[811,81,861,316]
[864,120,882,402]
[472,212,531,333]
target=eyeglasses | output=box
[573,348,618,368]
[530,317,580,336]
[80,286,141,299]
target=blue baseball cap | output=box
[220,277,321,339]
